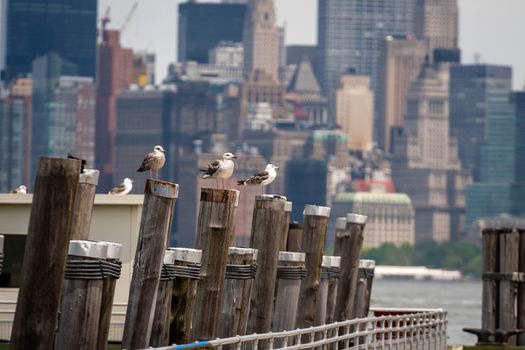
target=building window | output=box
[428,99,444,114]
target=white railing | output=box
[145,309,447,350]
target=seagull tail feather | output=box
[237,180,246,186]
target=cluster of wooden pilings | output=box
[8,157,376,350]
[464,228,525,346]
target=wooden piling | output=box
[96,242,122,350]
[192,188,239,341]
[121,180,179,350]
[247,195,287,334]
[334,213,367,322]
[272,251,305,332]
[219,247,257,338]
[325,256,341,324]
[169,248,202,344]
[55,241,107,350]
[295,205,331,329]
[499,228,520,345]
[353,259,375,319]
[315,256,341,326]
[279,201,292,251]
[518,229,525,346]
[286,221,303,252]
[11,157,81,350]
[70,169,99,240]
[481,228,499,332]
[150,249,177,347]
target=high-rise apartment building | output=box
[178,1,246,64]
[377,35,426,153]
[4,0,97,82]
[96,30,135,191]
[335,72,374,152]
[449,65,513,181]
[415,0,458,60]
[391,64,470,242]
[31,53,95,179]
[317,0,417,121]
[243,0,280,80]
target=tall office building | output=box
[317,0,416,122]
[449,65,513,181]
[178,1,246,64]
[391,64,470,242]
[31,53,95,179]
[4,0,97,82]
[511,91,525,216]
[335,72,374,153]
[0,78,32,192]
[243,0,280,80]
[0,0,6,83]
[377,35,426,153]
[96,30,135,191]
[415,0,458,60]
[466,91,516,225]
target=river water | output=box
[371,279,481,345]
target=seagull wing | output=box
[109,182,127,195]
[245,170,270,185]
[137,151,157,172]
[203,159,222,177]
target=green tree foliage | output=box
[361,240,482,277]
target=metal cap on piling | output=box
[169,247,202,264]
[303,205,331,217]
[68,240,109,259]
[336,217,347,229]
[97,241,122,260]
[278,251,306,262]
[346,213,367,224]
[284,201,293,212]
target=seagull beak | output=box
[275,166,279,170]
[233,155,237,159]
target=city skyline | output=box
[99,0,525,89]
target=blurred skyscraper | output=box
[317,0,417,123]
[0,0,6,84]
[511,91,525,216]
[449,65,513,181]
[178,1,246,64]
[3,0,96,83]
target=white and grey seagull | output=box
[237,164,279,191]
[201,152,237,189]
[9,185,27,194]
[108,178,134,195]
[137,145,166,179]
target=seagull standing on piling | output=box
[108,178,134,195]
[237,164,279,192]
[9,185,27,194]
[137,145,166,179]
[201,152,237,189]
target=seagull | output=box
[201,152,237,189]
[237,164,279,192]
[137,145,166,179]
[108,178,133,195]
[9,185,27,194]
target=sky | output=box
[99,0,525,89]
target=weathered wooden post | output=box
[122,180,178,350]
[169,248,202,344]
[272,251,306,332]
[296,205,331,329]
[286,221,303,252]
[481,228,499,334]
[315,256,341,326]
[150,249,178,347]
[192,188,239,341]
[353,259,375,319]
[96,241,123,350]
[325,256,341,324]
[219,247,257,338]
[519,229,525,346]
[247,195,287,334]
[334,213,367,321]
[55,241,107,350]
[11,157,81,350]
[499,228,520,345]
[279,201,292,250]
[70,169,99,240]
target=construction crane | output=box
[120,2,139,34]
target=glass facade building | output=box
[4,0,97,82]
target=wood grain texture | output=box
[121,180,178,350]
[481,228,499,331]
[295,214,328,329]
[272,260,303,332]
[315,278,329,326]
[333,221,366,321]
[192,188,238,341]
[286,222,303,252]
[70,170,99,240]
[247,196,286,334]
[325,276,339,324]
[97,276,118,350]
[11,157,81,350]
[170,267,199,344]
[150,280,174,346]
[55,257,103,350]
[279,209,292,251]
